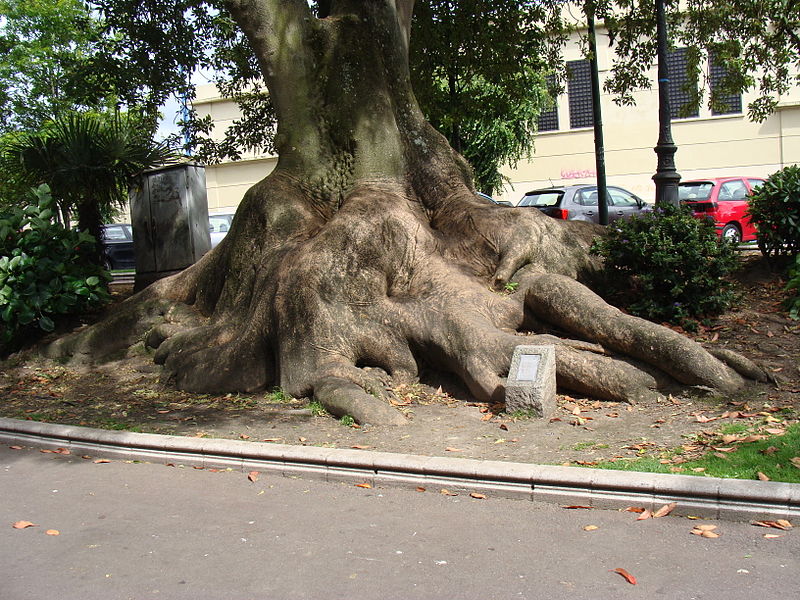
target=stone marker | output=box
[505,345,556,417]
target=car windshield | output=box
[102,225,129,240]
[678,182,713,201]
[209,214,233,233]
[519,191,562,208]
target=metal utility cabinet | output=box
[130,163,212,291]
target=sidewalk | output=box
[2,442,799,600]
[1,417,798,522]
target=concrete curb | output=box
[1,417,797,522]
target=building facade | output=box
[193,28,800,211]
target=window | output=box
[718,180,747,201]
[575,188,598,206]
[567,59,594,129]
[679,182,713,201]
[748,178,765,191]
[666,48,699,119]
[537,75,559,132]
[608,188,639,207]
[519,191,562,207]
[709,52,742,115]
[102,225,129,241]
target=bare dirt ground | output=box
[1,254,798,467]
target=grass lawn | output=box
[593,422,800,483]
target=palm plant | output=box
[0,111,177,263]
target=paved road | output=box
[1,444,798,600]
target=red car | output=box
[678,177,765,243]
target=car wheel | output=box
[721,223,741,244]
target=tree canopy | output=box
[68,0,798,191]
[0,0,116,132]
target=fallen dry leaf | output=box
[469,493,486,499]
[350,445,371,450]
[752,520,792,530]
[764,428,785,435]
[440,489,458,496]
[247,471,259,482]
[764,534,784,539]
[445,447,464,452]
[583,525,599,531]
[45,529,60,536]
[480,413,494,421]
[415,486,426,493]
[93,459,111,464]
[9,446,22,450]
[762,446,779,455]
[757,472,770,481]
[499,423,509,431]
[610,568,637,585]
[636,509,653,521]
[624,506,646,514]
[354,482,372,489]
[694,414,718,423]
[791,457,800,469]
[239,434,250,440]
[562,505,592,510]
[653,502,677,518]
[12,521,36,529]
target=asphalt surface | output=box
[2,443,799,600]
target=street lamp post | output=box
[652,0,681,206]
[587,3,608,225]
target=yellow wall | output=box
[194,85,277,215]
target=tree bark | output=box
[45,0,765,424]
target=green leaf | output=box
[38,315,55,332]
[85,275,100,287]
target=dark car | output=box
[517,184,650,223]
[476,192,514,207]
[678,177,765,243]
[100,223,135,271]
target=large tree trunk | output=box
[45,0,764,424]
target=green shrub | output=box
[590,203,739,326]
[0,184,110,354]
[747,165,800,264]
[785,254,800,320]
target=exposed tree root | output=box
[42,177,767,426]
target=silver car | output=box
[518,184,651,224]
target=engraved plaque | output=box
[516,354,541,382]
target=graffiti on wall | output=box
[560,168,596,180]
